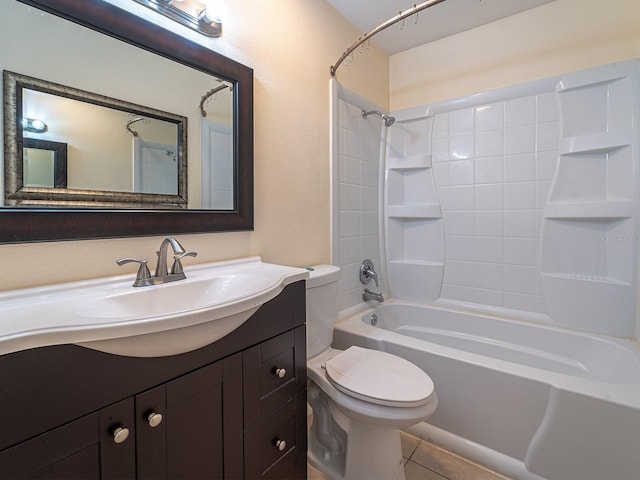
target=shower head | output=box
[362,110,395,127]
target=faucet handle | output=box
[171,251,198,275]
[359,259,379,287]
[116,258,151,287]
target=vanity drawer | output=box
[244,392,307,479]
[243,326,306,427]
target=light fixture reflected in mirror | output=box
[132,0,222,37]
[22,117,47,133]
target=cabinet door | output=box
[99,397,137,480]
[0,413,100,479]
[0,398,135,480]
[165,361,224,479]
[135,385,167,480]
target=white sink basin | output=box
[76,272,269,320]
[0,257,309,357]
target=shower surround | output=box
[331,58,640,479]
[385,58,639,339]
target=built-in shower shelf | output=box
[543,201,634,219]
[387,204,442,219]
[555,72,628,92]
[389,259,444,267]
[559,130,634,155]
[541,272,631,287]
[387,154,432,170]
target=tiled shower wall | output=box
[432,94,559,314]
[335,99,383,312]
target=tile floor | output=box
[308,431,512,480]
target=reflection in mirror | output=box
[200,84,234,209]
[4,71,188,207]
[2,2,236,210]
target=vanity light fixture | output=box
[132,0,222,37]
[22,117,47,133]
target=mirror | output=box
[5,71,188,207]
[0,0,253,242]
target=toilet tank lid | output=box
[305,265,341,288]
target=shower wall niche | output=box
[386,119,444,303]
[541,62,640,336]
[387,59,640,337]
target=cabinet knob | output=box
[113,426,130,444]
[147,412,163,428]
[274,368,286,378]
[275,439,287,451]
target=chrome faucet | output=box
[155,237,187,277]
[117,237,197,287]
[363,288,384,303]
[359,259,379,287]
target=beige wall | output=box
[390,0,640,110]
[0,0,388,291]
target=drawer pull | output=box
[275,439,287,451]
[147,412,163,428]
[113,426,130,444]
[274,368,286,378]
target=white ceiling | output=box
[325,0,556,55]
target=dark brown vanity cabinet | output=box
[0,281,307,480]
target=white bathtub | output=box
[332,301,640,480]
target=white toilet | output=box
[306,265,437,480]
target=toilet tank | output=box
[306,265,341,358]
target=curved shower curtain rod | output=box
[126,117,145,137]
[199,83,233,117]
[330,0,447,77]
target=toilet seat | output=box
[324,346,434,407]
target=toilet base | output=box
[308,382,407,480]
[344,422,405,480]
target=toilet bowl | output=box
[306,265,437,480]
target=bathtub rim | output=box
[335,298,640,410]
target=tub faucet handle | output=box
[359,259,379,287]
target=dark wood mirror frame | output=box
[2,0,253,243]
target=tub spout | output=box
[363,288,384,303]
